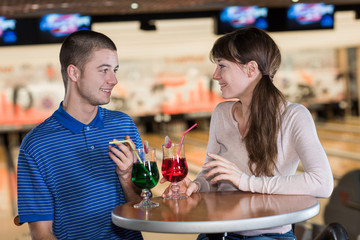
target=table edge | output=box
[111,200,320,233]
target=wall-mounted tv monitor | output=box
[287,3,334,30]
[215,6,268,34]
[38,13,92,43]
[267,3,334,32]
[0,17,17,45]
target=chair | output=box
[13,215,24,226]
[324,170,360,239]
[313,222,349,240]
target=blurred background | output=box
[1,0,360,239]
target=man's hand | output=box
[108,135,135,181]
[108,135,141,201]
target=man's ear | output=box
[246,61,260,78]
[67,64,80,82]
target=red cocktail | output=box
[162,157,188,182]
[161,143,188,200]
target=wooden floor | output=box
[1,117,360,240]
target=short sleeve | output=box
[17,148,54,223]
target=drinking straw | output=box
[177,123,197,155]
[109,140,156,186]
[109,140,142,162]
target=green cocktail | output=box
[131,147,160,208]
[132,161,159,189]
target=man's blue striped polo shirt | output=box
[17,103,143,240]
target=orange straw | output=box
[177,123,197,155]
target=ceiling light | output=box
[104,1,114,6]
[31,4,40,10]
[60,3,70,8]
[131,3,139,9]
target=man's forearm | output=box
[119,177,142,202]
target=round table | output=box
[112,191,320,233]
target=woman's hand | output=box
[160,177,200,198]
[108,135,135,181]
[204,153,243,188]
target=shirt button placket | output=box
[85,126,94,151]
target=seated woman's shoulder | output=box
[285,102,313,119]
[286,101,309,112]
[215,100,238,109]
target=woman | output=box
[162,27,334,240]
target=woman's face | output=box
[212,58,254,100]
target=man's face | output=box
[75,49,119,107]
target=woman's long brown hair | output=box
[210,27,287,177]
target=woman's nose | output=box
[212,67,221,81]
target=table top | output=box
[112,191,320,233]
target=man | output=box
[17,30,143,239]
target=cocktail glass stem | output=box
[171,183,180,198]
[134,189,159,208]
[164,182,188,200]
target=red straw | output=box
[177,123,197,155]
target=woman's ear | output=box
[67,64,80,82]
[246,61,260,78]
